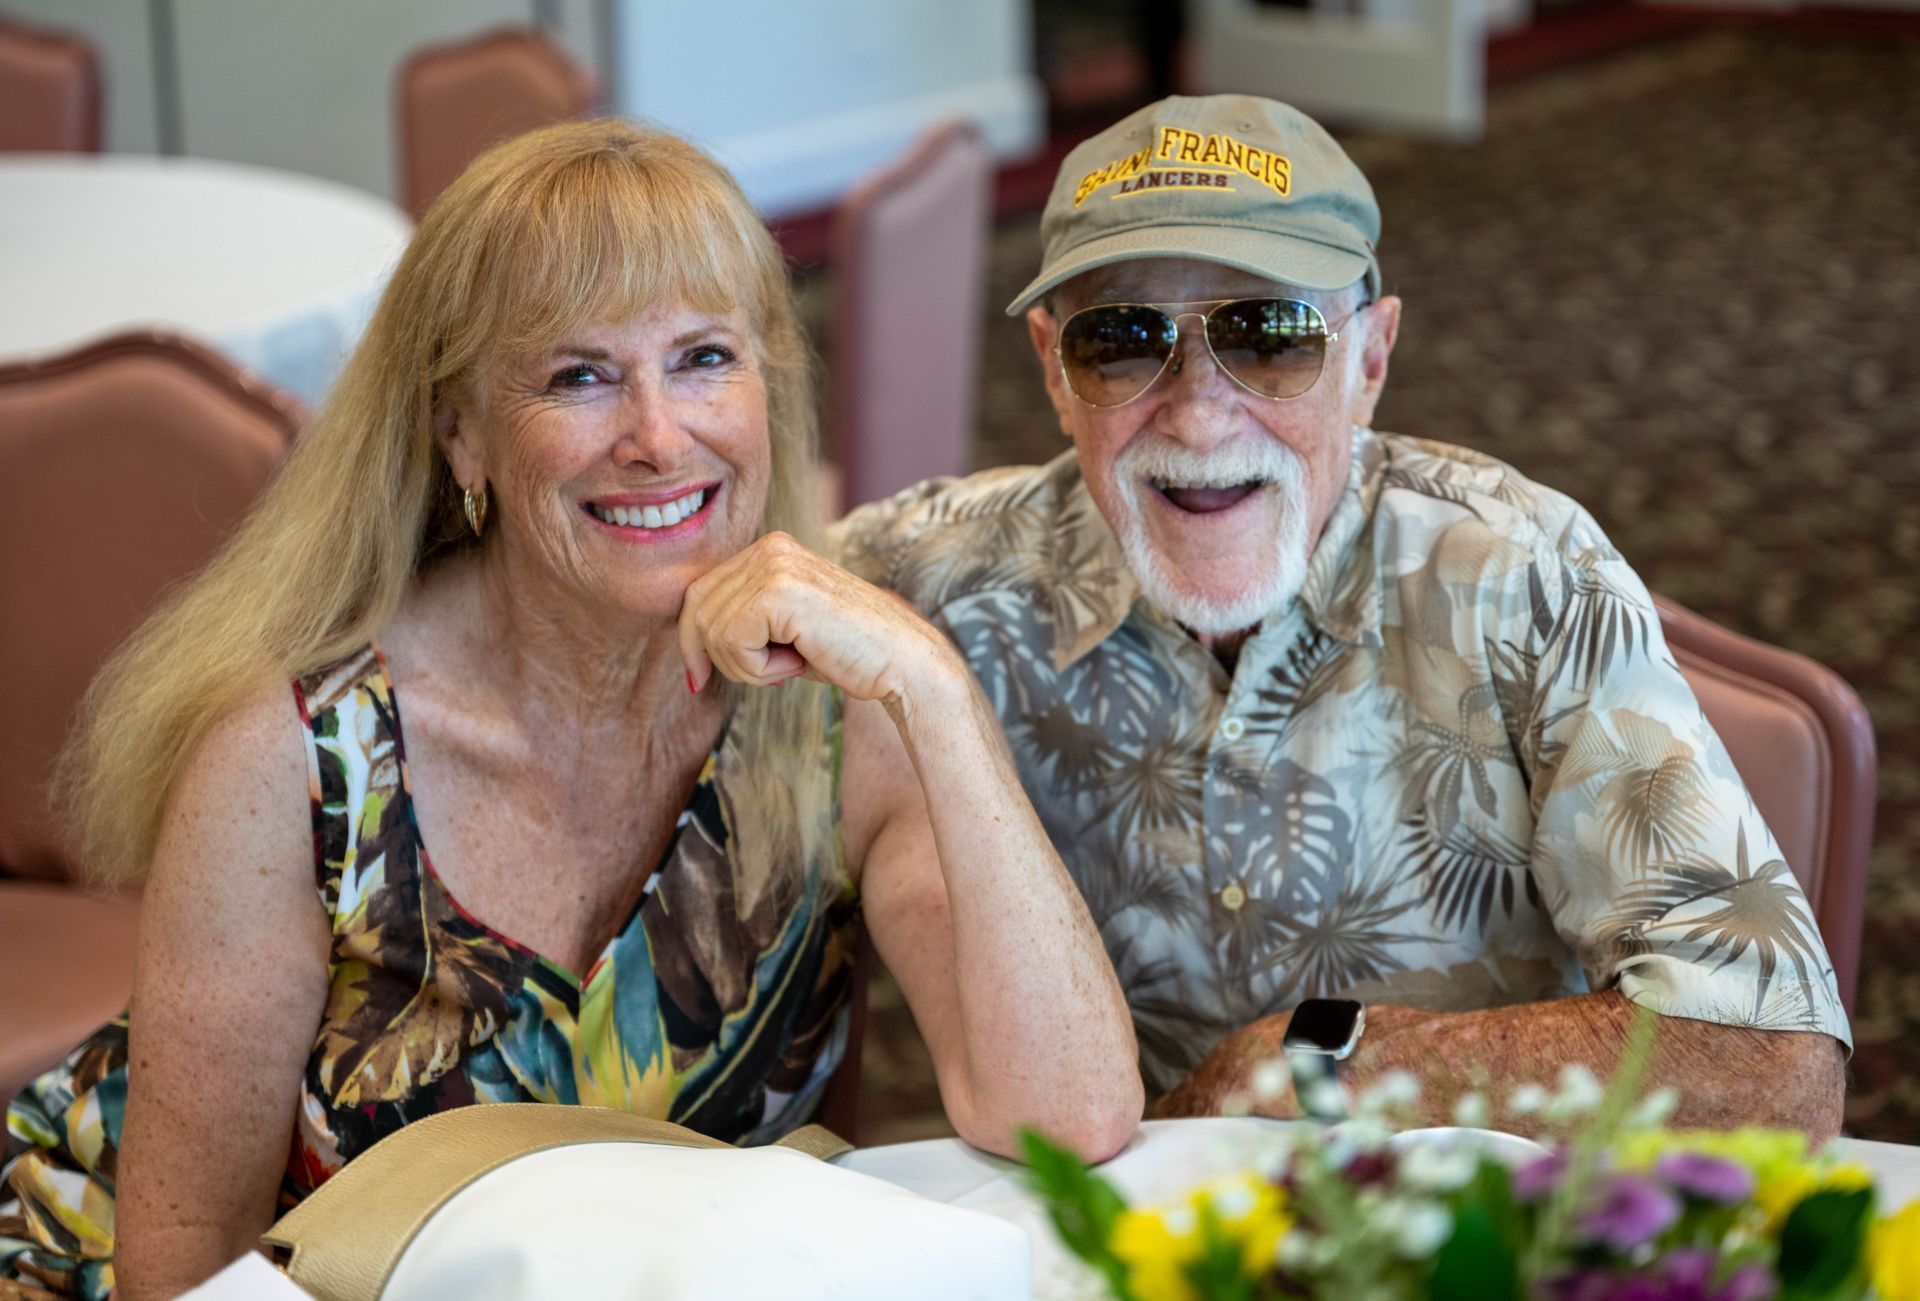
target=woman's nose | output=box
[613,384,694,467]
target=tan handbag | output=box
[262,1104,1029,1301]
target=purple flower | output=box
[1551,1249,1777,1301]
[1655,1152,1755,1204]
[1576,1173,1682,1251]
[1514,1146,1571,1201]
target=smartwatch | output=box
[1281,999,1365,1121]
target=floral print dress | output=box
[1,648,858,1300]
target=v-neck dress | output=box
[1,647,859,1300]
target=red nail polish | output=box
[686,669,697,694]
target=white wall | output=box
[5,0,1043,217]
[607,0,1042,216]
[170,0,530,201]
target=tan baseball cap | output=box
[1007,94,1382,316]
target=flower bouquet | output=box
[1023,1018,1918,1301]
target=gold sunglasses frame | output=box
[1053,297,1366,409]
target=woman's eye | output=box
[548,364,602,390]
[685,345,736,370]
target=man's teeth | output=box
[1151,477,1268,491]
[590,488,706,529]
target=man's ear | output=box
[1351,294,1402,429]
[1026,306,1077,439]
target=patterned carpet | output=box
[803,23,1920,1146]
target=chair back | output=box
[0,14,102,153]
[1655,596,1875,1015]
[0,334,297,881]
[829,120,992,512]
[397,26,597,219]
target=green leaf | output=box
[1777,1186,1873,1301]
[1429,1202,1521,1301]
[1186,1206,1260,1301]
[1019,1128,1134,1299]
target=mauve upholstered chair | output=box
[1655,595,1875,1017]
[827,120,993,514]
[0,333,297,1111]
[0,13,102,153]
[396,26,597,219]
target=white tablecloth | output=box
[837,1119,1920,1300]
[180,1118,1920,1300]
[839,1118,1920,1207]
[0,155,411,408]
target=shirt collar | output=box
[1296,426,1387,649]
[1047,428,1387,671]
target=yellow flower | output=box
[1108,1176,1293,1301]
[1111,1206,1203,1301]
[1869,1200,1920,1301]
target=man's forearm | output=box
[1156,991,1846,1141]
[1350,991,1845,1140]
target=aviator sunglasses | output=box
[1054,297,1365,408]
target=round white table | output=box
[0,155,412,408]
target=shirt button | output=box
[1219,716,1246,742]
[1219,883,1247,911]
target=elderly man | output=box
[832,95,1848,1135]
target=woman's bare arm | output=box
[679,534,1143,1161]
[112,683,332,1300]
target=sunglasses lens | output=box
[1206,299,1330,399]
[1059,305,1178,407]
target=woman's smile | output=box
[581,481,720,540]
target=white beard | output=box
[1109,436,1311,637]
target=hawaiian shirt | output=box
[831,429,1851,1096]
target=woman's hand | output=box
[677,532,959,708]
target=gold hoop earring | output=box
[462,483,490,537]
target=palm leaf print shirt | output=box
[832,430,1850,1097]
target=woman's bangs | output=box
[481,156,755,363]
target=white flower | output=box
[1507,1084,1547,1116]
[1253,1134,1298,1181]
[1323,1118,1391,1170]
[1276,1230,1319,1270]
[1303,1078,1346,1118]
[1626,1086,1681,1130]
[1397,1142,1478,1192]
[1543,1064,1604,1123]
[1251,1060,1290,1102]
[1206,1178,1256,1219]
[1450,1091,1491,1129]
[1355,1070,1420,1118]
[1390,1202,1453,1258]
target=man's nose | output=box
[1156,316,1240,446]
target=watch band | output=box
[1285,1048,1348,1122]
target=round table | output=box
[0,155,412,408]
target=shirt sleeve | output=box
[1516,511,1852,1050]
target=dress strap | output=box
[291,646,397,917]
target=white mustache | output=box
[1114,436,1306,492]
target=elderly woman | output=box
[0,120,1141,1300]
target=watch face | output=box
[1283,999,1364,1054]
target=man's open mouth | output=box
[1150,477,1268,514]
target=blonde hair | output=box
[61,119,832,888]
